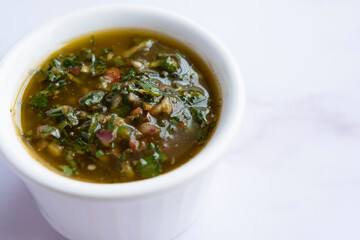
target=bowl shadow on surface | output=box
[0,165,65,240]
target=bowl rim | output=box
[0,5,245,200]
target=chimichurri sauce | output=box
[20,29,221,183]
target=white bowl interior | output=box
[0,6,244,199]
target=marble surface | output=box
[1,0,359,239]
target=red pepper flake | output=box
[104,67,121,82]
[130,107,143,116]
[178,121,185,129]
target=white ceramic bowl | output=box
[0,5,245,240]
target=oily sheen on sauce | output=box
[19,29,221,183]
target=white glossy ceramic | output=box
[0,5,245,240]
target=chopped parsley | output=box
[21,31,219,183]
[29,94,47,108]
[79,90,105,107]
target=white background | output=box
[1,0,360,239]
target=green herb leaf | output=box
[62,55,80,68]
[190,107,208,124]
[39,79,66,95]
[146,143,168,162]
[117,126,131,139]
[119,151,126,162]
[79,90,105,107]
[29,94,47,108]
[47,72,62,82]
[136,155,162,178]
[170,116,181,125]
[149,56,178,73]
[84,51,107,76]
[88,113,101,143]
[46,106,67,117]
[59,165,77,176]
[66,156,77,169]
[106,115,116,130]
[76,138,87,147]
[137,79,162,97]
[37,125,60,139]
[114,56,125,67]
[58,120,70,130]
[176,51,186,57]
[46,105,79,126]
[112,96,132,117]
[89,57,107,76]
[85,49,94,60]
[122,68,138,81]
[159,56,178,73]
[111,82,128,92]
[95,149,105,158]
[47,57,65,82]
